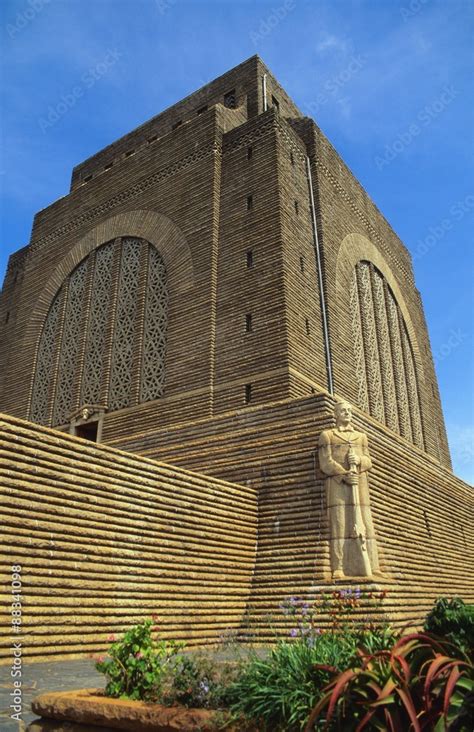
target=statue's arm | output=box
[359,432,373,473]
[318,431,347,483]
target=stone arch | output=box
[25,210,195,419]
[334,233,426,448]
[336,233,424,380]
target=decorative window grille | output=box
[81,241,114,405]
[30,237,168,426]
[52,259,88,425]
[140,246,168,402]
[108,239,141,411]
[30,292,62,424]
[350,260,425,449]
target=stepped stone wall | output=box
[1,392,473,662]
[110,392,474,639]
[0,413,257,662]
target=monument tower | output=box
[1,57,472,659]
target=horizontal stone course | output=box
[0,413,257,662]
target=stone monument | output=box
[319,401,380,580]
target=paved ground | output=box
[0,646,267,731]
[0,660,103,731]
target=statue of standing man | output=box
[318,401,380,580]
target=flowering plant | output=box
[280,587,392,652]
[95,617,184,701]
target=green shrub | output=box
[424,597,474,659]
[228,589,396,731]
[95,618,184,701]
[306,632,474,731]
[162,653,238,709]
[227,634,358,731]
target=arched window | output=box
[350,260,424,449]
[30,237,168,426]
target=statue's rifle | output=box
[348,444,372,576]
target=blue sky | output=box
[1,0,473,482]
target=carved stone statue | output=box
[318,401,380,580]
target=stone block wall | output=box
[111,392,474,639]
[0,413,257,662]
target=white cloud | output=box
[316,33,348,55]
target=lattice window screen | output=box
[401,322,425,449]
[349,271,369,413]
[30,292,62,424]
[351,260,424,448]
[30,237,168,427]
[386,286,412,441]
[81,241,114,405]
[52,259,88,425]
[108,238,142,411]
[357,262,385,423]
[371,268,399,433]
[140,246,168,402]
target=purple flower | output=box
[290,628,298,637]
[355,587,361,599]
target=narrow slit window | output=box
[148,134,158,144]
[271,95,280,111]
[104,162,113,170]
[305,318,310,336]
[294,200,299,215]
[5,311,10,324]
[290,151,295,166]
[247,195,253,211]
[224,89,236,108]
[83,174,93,182]
[247,146,253,160]
[172,120,182,130]
[300,256,305,273]
[125,149,135,157]
[197,105,208,115]
[245,383,252,403]
[246,250,253,268]
[245,313,252,332]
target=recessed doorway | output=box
[75,421,98,442]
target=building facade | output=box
[1,57,472,659]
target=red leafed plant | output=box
[304,632,473,731]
